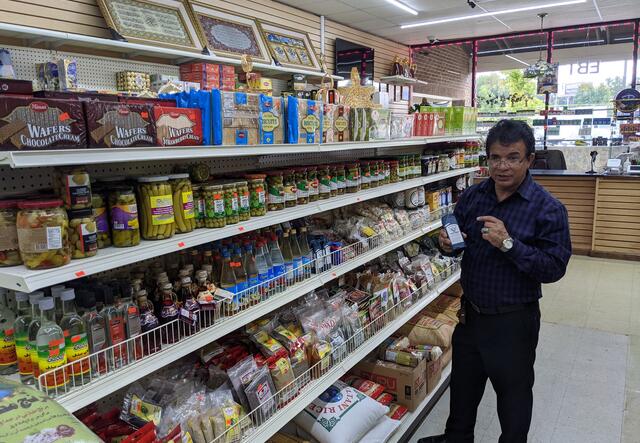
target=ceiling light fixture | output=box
[400,0,587,29]
[505,54,530,66]
[385,0,418,16]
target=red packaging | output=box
[376,392,394,406]
[426,112,435,136]
[85,101,156,148]
[353,379,385,399]
[388,403,409,420]
[414,113,423,136]
[153,107,203,146]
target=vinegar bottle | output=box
[59,289,90,385]
[0,288,17,375]
[36,297,68,396]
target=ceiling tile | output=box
[328,10,377,23]
[340,0,389,7]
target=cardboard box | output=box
[426,356,443,395]
[444,282,463,298]
[352,358,427,411]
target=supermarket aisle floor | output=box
[409,255,639,443]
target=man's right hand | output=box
[439,228,466,253]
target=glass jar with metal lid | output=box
[235,180,251,221]
[137,176,175,240]
[266,171,285,211]
[294,167,309,205]
[192,185,205,228]
[335,164,346,195]
[329,165,339,197]
[346,163,361,193]
[108,185,141,247]
[223,182,239,224]
[245,174,267,216]
[306,166,319,202]
[54,166,92,210]
[283,169,297,208]
[168,173,196,234]
[0,199,22,266]
[317,165,331,199]
[203,184,225,228]
[360,160,371,190]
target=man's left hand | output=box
[477,216,510,249]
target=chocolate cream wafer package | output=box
[0,97,87,150]
[85,101,156,148]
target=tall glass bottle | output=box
[14,292,34,383]
[50,285,66,324]
[100,288,127,370]
[219,249,237,294]
[290,228,303,281]
[243,243,259,303]
[59,289,90,385]
[255,241,270,296]
[281,231,294,286]
[79,291,108,376]
[25,292,44,385]
[0,288,17,375]
[232,247,248,304]
[120,287,142,361]
[137,292,161,355]
[190,249,202,271]
[36,297,68,396]
[269,234,286,291]
[259,237,275,285]
[179,276,199,336]
[159,282,179,344]
[298,226,313,278]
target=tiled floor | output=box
[409,255,640,443]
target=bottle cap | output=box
[50,285,66,299]
[15,291,29,302]
[162,282,173,291]
[29,291,44,304]
[60,288,76,301]
[136,289,148,297]
[39,297,55,310]
[181,276,192,285]
[196,270,208,279]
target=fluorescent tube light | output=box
[478,44,546,55]
[385,0,418,15]
[401,0,587,29]
[505,54,530,66]
[554,39,604,46]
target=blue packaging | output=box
[286,96,322,144]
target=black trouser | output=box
[445,301,541,443]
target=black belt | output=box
[465,299,538,315]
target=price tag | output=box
[238,226,244,232]
[75,270,86,278]
[177,241,186,248]
[331,272,337,278]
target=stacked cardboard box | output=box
[179,62,235,91]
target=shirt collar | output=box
[481,171,534,201]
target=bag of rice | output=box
[358,416,401,443]
[294,380,389,443]
[398,312,454,348]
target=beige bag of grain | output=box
[398,313,454,348]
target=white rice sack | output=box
[359,416,401,442]
[294,380,389,443]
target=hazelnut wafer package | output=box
[0,97,86,150]
[85,101,156,148]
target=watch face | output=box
[503,238,514,249]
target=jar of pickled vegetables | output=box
[235,181,251,222]
[266,171,284,211]
[334,164,346,195]
[169,173,196,234]
[245,174,266,217]
[329,165,338,197]
[346,163,360,194]
[137,176,175,240]
[17,199,71,270]
[203,184,225,228]
[223,183,239,225]
[389,160,399,183]
[294,168,309,205]
[369,161,379,188]
[91,190,111,249]
[108,186,141,247]
[382,161,391,185]
[317,165,331,199]
[283,170,297,208]
[360,161,371,190]
[67,208,98,259]
[193,185,205,228]
[0,200,22,267]
[306,166,319,202]
[54,167,92,210]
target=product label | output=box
[285,262,294,282]
[127,306,142,337]
[268,185,284,204]
[16,226,63,253]
[195,196,206,220]
[240,192,250,211]
[78,222,98,253]
[231,196,239,212]
[89,323,107,373]
[284,185,296,202]
[309,178,319,196]
[182,191,195,219]
[293,256,303,278]
[272,263,286,277]
[205,194,225,219]
[319,178,331,194]
[108,317,127,367]
[37,337,67,388]
[63,331,90,376]
[66,174,91,208]
[0,226,18,251]
[93,206,109,233]
[330,176,338,192]
[149,194,175,225]
[297,180,308,198]
[130,394,162,425]
[111,204,139,231]
[301,114,320,134]
[261,112,279,132]
[334,116,349,132]
[346,171,359,187]
[0,328,16,368]
[15,331,31,376]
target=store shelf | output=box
[0,136,481,168]
[387,364,452,443]
[380,75,428,86]
[0,167,477,292]
[245,271,461,443]
[0,23,342,81]
[52,219,445,412]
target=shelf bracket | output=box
[108,28,127,42]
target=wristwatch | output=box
[500,237,514,252]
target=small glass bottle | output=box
[36,297,68,396]
[79,291,108,376]
[59,289,90,385]
[179,276,199,337]
[159,283,179,344]
[13,292,35,383]
[137,292,161,355]
[26,292,44,386]
[0,288,17,375]
[100,288,128,370]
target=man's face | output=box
[487,140,533,191]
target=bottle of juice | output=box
[0,288,17,375]
[36,297,68,396]
[27,292,45,387]
[59,288,90,385]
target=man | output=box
[420,120,572,443]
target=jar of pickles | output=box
[67,208,98,259]
[0,200,22,266]
[306,166,319,202]
[381,161,391,185]
[203,184,225,228]
[389,160,400,183]
[236,181,251,222]
[369,161,379,188]
[54,167,92,209]
[317,165,331,199]
[329,165,338,197]
[108,186,141,247]
[283,170,297,208]
[346,163,360,193]
[137,176,175,240]
[169,173,196,234]
[335,164,346,195]
[91,190,111,249]
[398,157,407,181]
[222,183,239,225]
[245,174,267,217]
[193,185,205,228]
[360,161,371,190]
[17,199,71,270]
[266,171,285,211]
[295,168,309,205]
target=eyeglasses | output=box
[488,157,526,168]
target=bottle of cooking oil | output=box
[36,297,68,396]
[0,287,17,375]
[27,291,45,386]
[59,288,90,386]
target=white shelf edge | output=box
[0,135,482,168]
[0,167,478,292]
[386,363,452,443]
[0,23,341,81]
[247,271,461,443]
[53,220,444,412]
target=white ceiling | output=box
[277,0,640,45]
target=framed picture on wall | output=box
[96,0,203,52]
[187,2,272,63]
[258,21,321,71]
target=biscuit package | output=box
[322,103,350,143]
[153,107,203,146]
[0,97,87,150]
[286,96,322,144]
[85,101,156,148]
[351,108,391,141]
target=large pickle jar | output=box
[245,174,266,217]
[306,166,319,202]
[335,164,346,195]
[193,185,205,228]
[203,184,225,228]
[346,163,360,193]
[266,171,285,211]
[0,200,22,266]
[283,170,297,208]
[236,181,251,222]
[91,190,111,249]
[223,183,239,224]
[317,165,331,200]
[360,161,371,190]
[329,165,338,197]
[109,186,140,247]
[169,173,196,234]
[54,167,92,210]
[67,208,98,259]
[295,167,309,205]
[137,176,176,240]
[16,199,71,270]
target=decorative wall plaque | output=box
[259,21,321,71]
[187,2,272,63]
[97,0,203,52]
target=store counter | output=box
[477,170,640,259]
